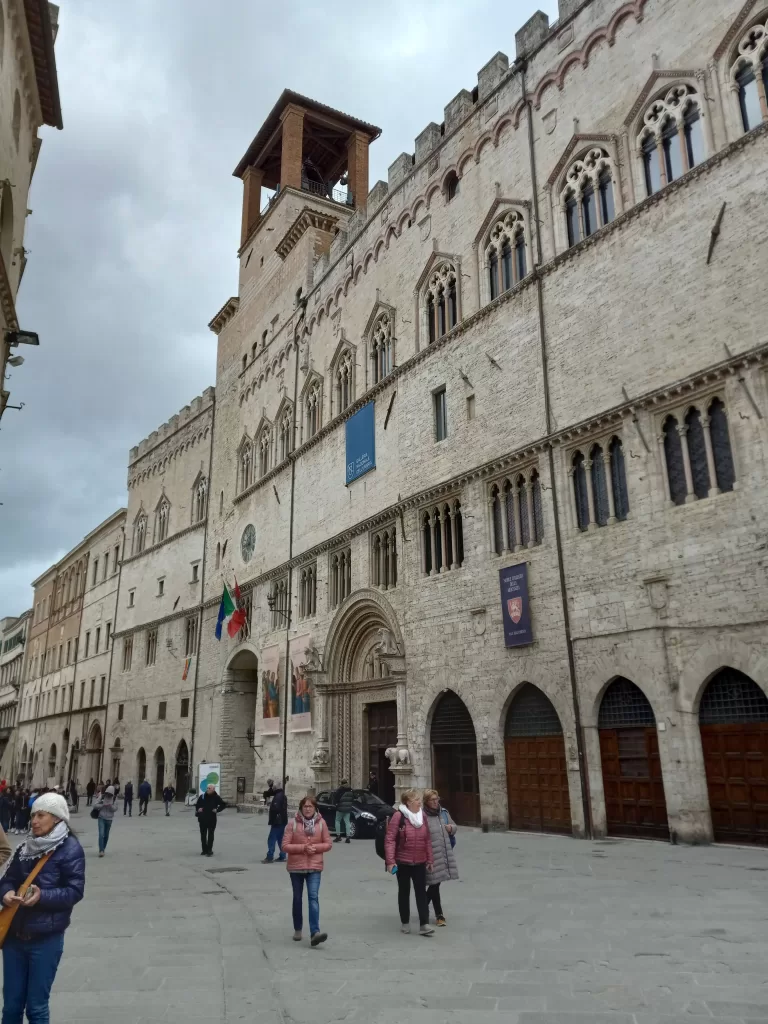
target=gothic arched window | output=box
[278,403,293,462]
[303,378,322,442]
[590,444,609,527]
[335,349,354,413]
[238,437,253,493]
[572,452,589,531]
[561,149,616,249]
[708,398,735,493]
[684,407,709,500]
[638,85,705,196]
[258,426,271,478]
[192,475,207,523]
[663,415,687,505]
[731,17,768,132]
[609,437,629,521]
[133,513,147,555]
[424,262,458,343]
[370,310,393,385]
[155,498,171,543]
[486,211,527,302]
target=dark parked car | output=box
[315,788,394,839]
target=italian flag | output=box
[215,581,247,640]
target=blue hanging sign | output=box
[345,402,376,485]
[499,562,533,647]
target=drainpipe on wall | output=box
[520,62,593,839]
[97,527,126,784]
[188,391,216,800]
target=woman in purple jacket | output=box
[384,788,434,937]
[0,791,85,1024]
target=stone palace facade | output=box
[11,0,768,845]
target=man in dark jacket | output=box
[138,779,151,816]
[262,782,288,863]
[86,778,96,806]
[162,785,176,816]
[334,780,354,843]
[195,783,227,856]
[123,780,134,816]
[68,778,78,812]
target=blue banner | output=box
[499,562,533,647]
[345,402,376,485]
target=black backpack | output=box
[374,810,406,860]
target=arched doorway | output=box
[223,649,259,801]
[504,684,571,833]
[47,744,57,783]
[430,691,480,826]
[86,723,102,783]
[137,747,146,784]
[110,739,122,781]
[175,740,189,800]
[154,747,165,796]
[598,678,668,839]
[699,668,768,845]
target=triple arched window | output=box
[421,498,464,575]
[155,497,171,543]
[638,85,705,196]
[237,435,253,494]
[489,467,544,554]
[298,562,317,619]
[425,262,458,344]
[562,149,616,248]
[278,402,293,462]
[329,546,352,608]
[334,348,354,415]
[371,525,397,589]
[192,475,207,523]
[133,512,147,555]
[370,310,393,386]
[731,17,768,132]
[258,423,272,478]
[303,377,322,442]
[571,437,629,531]
[661,397,735,506]
[486,211,527,301]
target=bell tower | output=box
[234,90,381,247]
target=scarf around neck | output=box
[399,803,423,828]
[297,811,318,835]
[18,820,70,861]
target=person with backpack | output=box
[333,780,353,843]
[262,781,288,862]
[282,795,332,946]
[384,788,434,937]
[422,789,458,926]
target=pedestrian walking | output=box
[94,785,117,857]
[123,780,133,816]
[333,780,353,843]
[282,795,331,946]
[162,785,175,815]
[422,789,458,927]
[138,779,151,815]
[0,788,11,834]
[68,779,78,813]
[262,779,276,806]
[112,778,121,800]
[0,792,85,1024]
[384,788,434,937]
[262,780,288,863]
[195,783,227,856]
[85,779,96,806]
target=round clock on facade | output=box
[240,524,256,563]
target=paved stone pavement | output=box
[6,806,768,1024]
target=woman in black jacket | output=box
[195,783,227,856]
[0,792,85,1023]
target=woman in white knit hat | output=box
[0,791,85,1023]
[93,784,117,857]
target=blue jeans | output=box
[98,816,112,853]
[2,932,65,1024]
[290,871,321,935]
[267,824,286,860]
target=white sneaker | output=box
[419,924,434,937]
[401,924,411,934]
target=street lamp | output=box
[4,330,39,347]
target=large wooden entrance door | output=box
[367,701,397,806]
[154,747,165,797]
[505,684,571,833]
[598,678,669,839]
[431,691,480,826]
[175,740,190,800]
[699,668,768,845]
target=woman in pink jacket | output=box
[384,788,434,936]
[282,795,332,946]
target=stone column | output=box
[280,104,306,191]
[379,534,387,590]
[308,674,332,790]
[677,424,696,502]
[657,434,672,502]
[701,415,720,497]
[346,130,370,210]
[501,488,511,553]
[584,459,597,531]
[605,459,617,525]
[525,481,536,548]
[240,165,264,247]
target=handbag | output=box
[0,852,52,948]
[90,807,100,820]
[440,807,456,849]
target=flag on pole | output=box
[182,657,191,681]
[232,575,248,638]
[215,580,247,640]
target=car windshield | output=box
[353,789,387,807]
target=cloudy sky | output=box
[2,0,558,613]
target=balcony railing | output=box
[260,180,354,216]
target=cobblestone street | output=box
[7,806,768,1024]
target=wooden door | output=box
[505,734,571,833]
[367,701,397,806]
[599,726,668,839]
[701,723,768,845]
[433,743,480,826]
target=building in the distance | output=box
[108,389,214,802]
[15,509,125,788]
[0,0,62,417]
[191,0,768,847]
[0,610,30,777]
